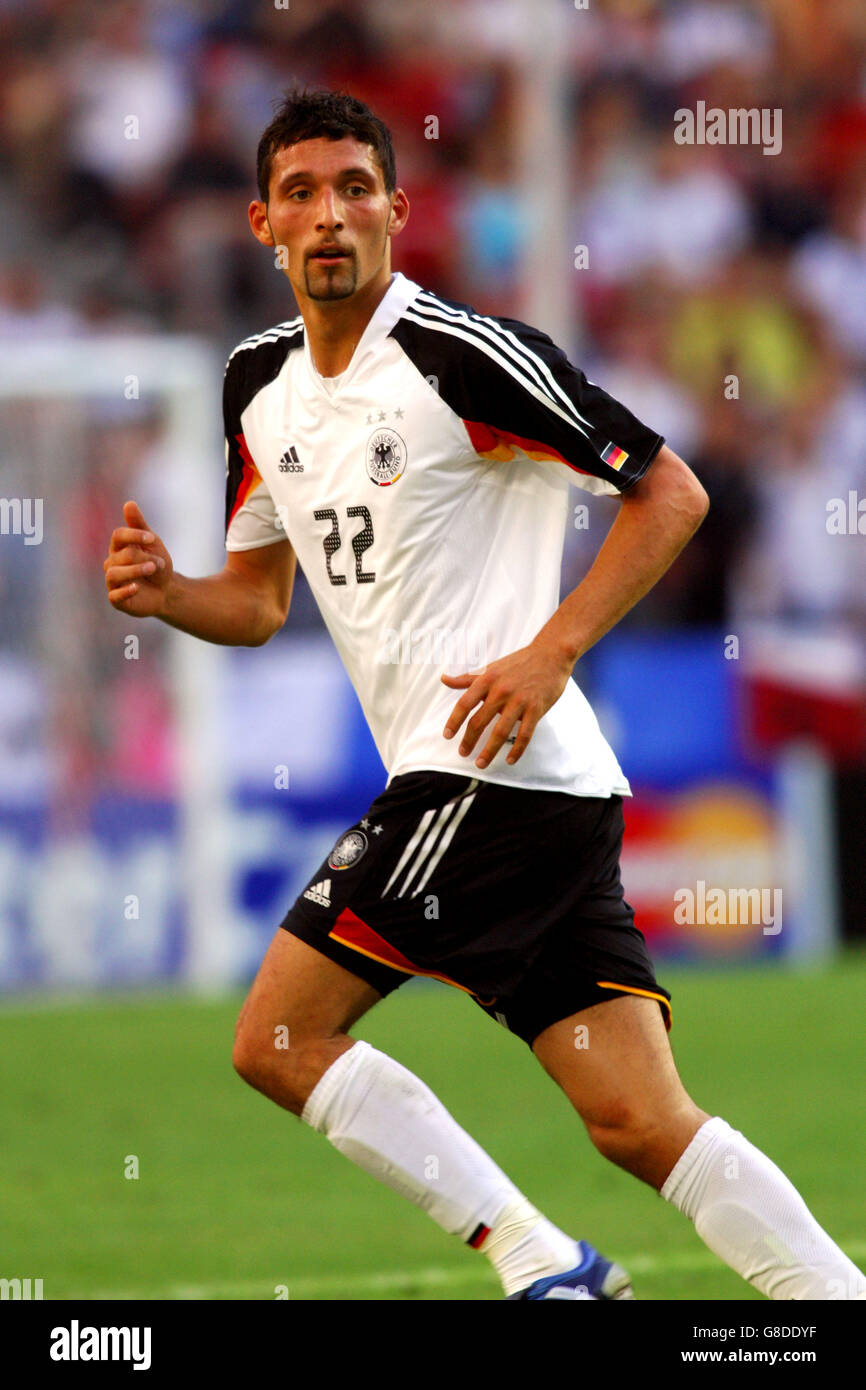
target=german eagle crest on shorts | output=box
[328,829,369,870]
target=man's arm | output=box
[536,444,709,666]
[104,499,294,647]
[442,445,708,768]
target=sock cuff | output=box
[300,1039,375,1133]
[478,1193,543,1248]
[660,1116,735,1207]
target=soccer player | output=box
[104,89,865,1301]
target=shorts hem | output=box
[595,981,673,1030]
[480,977,673,1049]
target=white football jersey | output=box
[224,272,664,797]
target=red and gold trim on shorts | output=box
[329,907,497,1006]
[595,980,673,1031]
[327,911,670,1030]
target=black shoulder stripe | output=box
[390,302,663,491]
[412,291,583,428]
[225,323,304,419]
[224,325,303,534]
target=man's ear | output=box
[248,200,275,246]
[388,188,410,236]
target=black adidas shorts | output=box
[279,771,671,1049]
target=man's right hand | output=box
[104,500,174,617]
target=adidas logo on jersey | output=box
[279,445,304,473]
[303,878,331,907]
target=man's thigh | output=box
[531,994,709,1187]
[235,929,384,1049]
[531,993,691,1127]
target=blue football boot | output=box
[506,1241,635,1300]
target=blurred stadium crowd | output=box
[1,0,865,640]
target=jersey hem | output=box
[385,760,632,799]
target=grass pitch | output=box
[1,951,864,1300]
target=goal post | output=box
[0,336,234,993]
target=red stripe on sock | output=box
[467,1223,491,1250]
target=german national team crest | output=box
[366,429,406,486]
[328,829,369,870]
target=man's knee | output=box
[582,1095,645,1160]
[585,1111,656,1168]
[583,1099,707,1187]
[231,998,289,1091]
[231,1024,353,1116]
[232,1028,272,1089]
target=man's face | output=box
[250,136,406,304]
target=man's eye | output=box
[289,189,310,200]
[347,185,367,196]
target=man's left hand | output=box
[441,640,573,769]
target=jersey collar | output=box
[301,272,422,399]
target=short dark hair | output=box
[256,88,396,202]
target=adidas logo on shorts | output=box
[303,878,331,907]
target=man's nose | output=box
[314,188,344,227]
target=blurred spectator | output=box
[789,168,866,363]
[588,285,701,461]
[657,0,773,83]
[63,3,193,198]
[580,138,751,286]
[669,252,812,407]
[655,394,760,626]
[732,354,866,630]
[0,260,84,338]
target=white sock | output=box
[661,1116,866,1300]
[301,1039,578,1295]
[480,1194,580,1295]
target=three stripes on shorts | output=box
[381,779,479,900]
